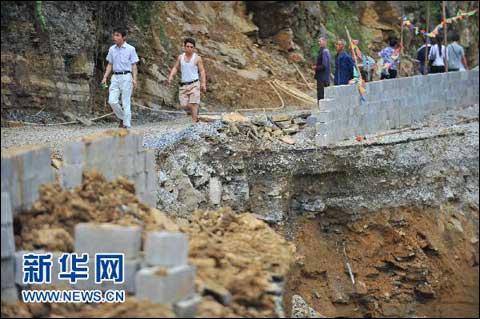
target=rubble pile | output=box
[199,111,313,146]
[182,208,295,317]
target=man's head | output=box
[113,27,127,46]
[318,37,327,48]
[335,39,345,53]
[389,38,398,48]
[184,38,196,55]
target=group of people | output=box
[102,26,470,128]
[314,32,469,102]
[102,27,206,128]
[416,31,469,74]
[313,37,355,101]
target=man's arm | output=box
[461,47,468,70]
[102,63,113,84]
[132,63,138,89]
[197,56,207,93]
[167,56,181,85]
[462,55,468,70]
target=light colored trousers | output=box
[109,73,133,127]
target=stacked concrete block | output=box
[74,223,142,292]
[314,70,479,146]
[136,265,196,305]
[1,192,18,303]
[137,231,200,310]
[75,223,142,258]
[174,295,202,318]
[60,140,86,189]
[84,134,117,181]
[1,144,55,214]
[144,232,189,268]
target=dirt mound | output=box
[12,172,295,318]
[285,205,479,318]
[15,170,178,252]
[182,208,295,317]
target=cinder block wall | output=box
[313,70,479,145]
[60,131,157,207]
[1,131,158,303]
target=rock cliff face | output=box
[1,1,478,117]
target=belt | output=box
[179,79,199,86]
[113,71,131,75]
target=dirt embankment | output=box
[285,206,479,318]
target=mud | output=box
[284,205,479,318]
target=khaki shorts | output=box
[179,81,200,107]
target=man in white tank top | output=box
[167,38,207,124]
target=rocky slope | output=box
[1,1,478,118]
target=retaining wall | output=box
[313,70,479,145]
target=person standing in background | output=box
[313,36,331,103]
[429,36,446,73]
[334,39,354,85]
[447,32,468,72]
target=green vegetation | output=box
[35,1,47,32]
[132,1,153,30]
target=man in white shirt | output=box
[101,27,139,128]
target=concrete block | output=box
[1,258,15,289]
[136,265,196,305]
[315,134,327,146]
[139,192,157,208]
[59,164,84,189]
[315,122,330,135]
[85,136,114,165]
[63,141,86,165]
[122,134,138,157]
[145,150,156,172]
[145,232,188,267]
[319,98,336,111]
[75,223,142,259]
[113,153,136,179]
[133,172,146,194]
[74,258,141,294]
[19,178,37,212]
[135,151,146,175]
[318,111,333,123]
[1,224,15,259]
[1,287,18,304]
[306,114,318,127]
[146,171,157,193]
[134,134,145,154]
[4,174,22,216]
[399,109,411,127]
[1,157,14,193]
[174,295,202,318]
[1,192,13,225]
[209,177,222,205]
